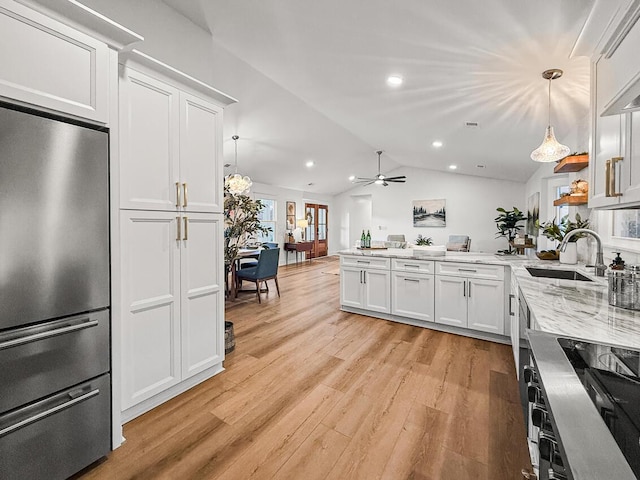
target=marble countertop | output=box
[339,249,640,349]
[510,261,640,350]
[338,248,517,265]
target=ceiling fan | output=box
[353,150,406,186]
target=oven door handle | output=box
[0,318,98,351]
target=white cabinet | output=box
[391,259,435,322]
[119,66,223,213]
[340,256,390,313]
[509,273,520,378]
[0,0,109,122]
[434,275,467,327]
[587,5,640,209]
[435,265,505,335]
[120,210,223,410]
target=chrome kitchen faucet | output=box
[559,228,606,276]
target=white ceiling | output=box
[164,0,594,195]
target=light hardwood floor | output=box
[80,255,531,479]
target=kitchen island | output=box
[338,249,515,343]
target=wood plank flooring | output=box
[79,256,531,479]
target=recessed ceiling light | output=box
[449,165,457,170]
[386,75,403,86]
[432,140,443,148]
[305,160,315,168]
[476,164,486,168]
[348,175,356,181]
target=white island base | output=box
[339,251,511,345]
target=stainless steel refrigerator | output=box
[0,104,111,479]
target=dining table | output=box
[228,248,261,299]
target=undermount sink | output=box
[525,267,593,282]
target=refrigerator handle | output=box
[182,182,188,208]
[0,318,98,351]
[176,217,181,241]
[175,182,181,208]
[183,217,188,241]
[0,389,100,438]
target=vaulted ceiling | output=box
[164,0,594,195]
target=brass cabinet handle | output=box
[605,160,611,197]
[182,182,188,207]
[175,182,181,208]
[610,157,623,197]
[183,216,188,240]
[176,217,181,241]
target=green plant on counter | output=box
[415,234,433,246]
[494,207,526,254]
[536,213,590,246]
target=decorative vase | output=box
[559,242,577,264]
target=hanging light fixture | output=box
[530,69,571,163]
[225,135,252,195]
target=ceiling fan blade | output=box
[353,177,375,183]
[386,179,406,183]
[384,176,406,181]
[383,181,389,186]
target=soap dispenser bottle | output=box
[610,252,625,270]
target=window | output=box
[555,185,570,221]
[257,198,276,243]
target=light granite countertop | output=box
[510,261,640,350]
[338,248,518,265]
[338,249,640,349]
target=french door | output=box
[304,203,328,258]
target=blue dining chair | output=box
[239,242,279,270]
[235,248,280,303]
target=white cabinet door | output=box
[120,210,181,409]
[340,267,364,308]
[467,278,504,335]
[434,275,467,328]
[179,92,223,213]
[509,287,520,378]
[363,269,391,314]
[119,66,180,211]
[0,0,109,122]
[391,272,434,322]
[180,213,224,379]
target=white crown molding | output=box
[13,0,143,50]
[120,49,238,106]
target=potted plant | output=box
[537,213,589,263]
[414,234,433,246]
[494,207,526,254]
[224,187,272,267]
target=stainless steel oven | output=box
[524,331,637,480]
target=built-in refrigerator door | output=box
[0,105,109,329]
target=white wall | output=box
[250,181,332,262]
[331,166,525,253]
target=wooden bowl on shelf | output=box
[536,250,559,260]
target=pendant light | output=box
[530,69,571,163]
[225,135,252,195]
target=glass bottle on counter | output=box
[360,230,366,248]
[366,230,371,248]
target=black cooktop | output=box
[558,338,640,478]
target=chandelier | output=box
[530,69,571,163]
[225,135,252,195]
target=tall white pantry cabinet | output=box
[118,55,236,420]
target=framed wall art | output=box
[413,199,446,227]
[286,201,296,231]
